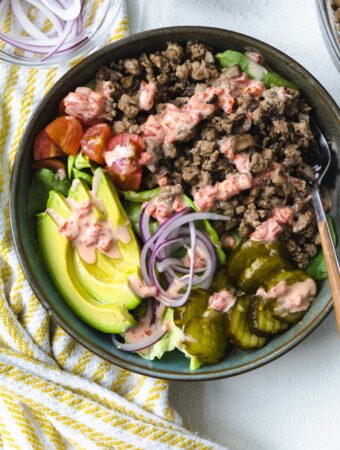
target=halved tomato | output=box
[34,129,64,161]
[80,123,112,165]
[45,116,83,156]
[106,133,145,154]
[105,133,145,191]
[107,167,142,191]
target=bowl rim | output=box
[10,25,338,381]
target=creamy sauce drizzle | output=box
[251,207,293,243]
[47,198,130,264]
[141,85,234,146]
[194,172,253,211]
[256,278,316,315]
[138,81,156,111]
[208,289,236,313]
[128,276,158,298]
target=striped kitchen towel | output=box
[0,1,223,449]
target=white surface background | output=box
[126,1,340,449]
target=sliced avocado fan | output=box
[38,168,142,334]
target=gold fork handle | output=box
[312,188,340,334]
[318,220,340,334]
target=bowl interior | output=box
[10,27,340,380]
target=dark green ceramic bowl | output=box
[10,27,340,381]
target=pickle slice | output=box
[264,269,312,324]
[226,295,267,350]
[174,289,208,327]
[248,296,289,337]
[183,315,230,365]
[228,240,282,282]
[270,305,306,324]
[237,255,287,294]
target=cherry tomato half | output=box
[80,123,112,165]
[108,167,143,191]
[34,129,64,161]
[105,133,145,191]
[45,116,83,156]
[106,133,145,156]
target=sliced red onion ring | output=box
[0,0,94,60]
[26,0,64,35]
[157,222,197,307]
[10,0,47,40]
[140,210,228,304]
[111,327,167,353]
[139,204,152,243]
[40,0,81,21]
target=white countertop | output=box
[126,1,340,449]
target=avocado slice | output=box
[67,175,141,308]
[73,251,140,308]
[94,168,140,267]
[38,171,142,334]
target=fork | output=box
[310,118,340,333]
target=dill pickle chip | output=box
[237,255,287,293]
[174,289,208,327]
[210,268,231,292]
[183,314,229,365]
[226,295,267,350]
[248,295,289,337]
[265,269,312,324]
[228,240,282,282]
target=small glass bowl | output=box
[0,0,123,68]
[316,0,340,71]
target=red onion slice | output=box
[26,0,64,35]
[10,0,47,40]
[40,0,81,21]
[111,327,167,353]
[139,204,152,243]
[0,0,93,60]
[157,222,197,307]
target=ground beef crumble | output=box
[96,41,322,269]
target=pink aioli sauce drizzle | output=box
[256,278,317,315]
[63,86,109,125]
[47,198,131,264]
[123,313,157,354]
[138,80,156,111]
[208,288,236,313]
[182,246,207,269]
[128,276,158,299]
[250,207,293,243]
[122,303,169,354]
[218,137,250,172]
[141,84,235,146]
[145,193,186,224]
[194,172,253,211]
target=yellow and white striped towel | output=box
[0,1,224,449]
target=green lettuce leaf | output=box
[28,168,71,218]
[215,49,297,89]
[307,215,337,280]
